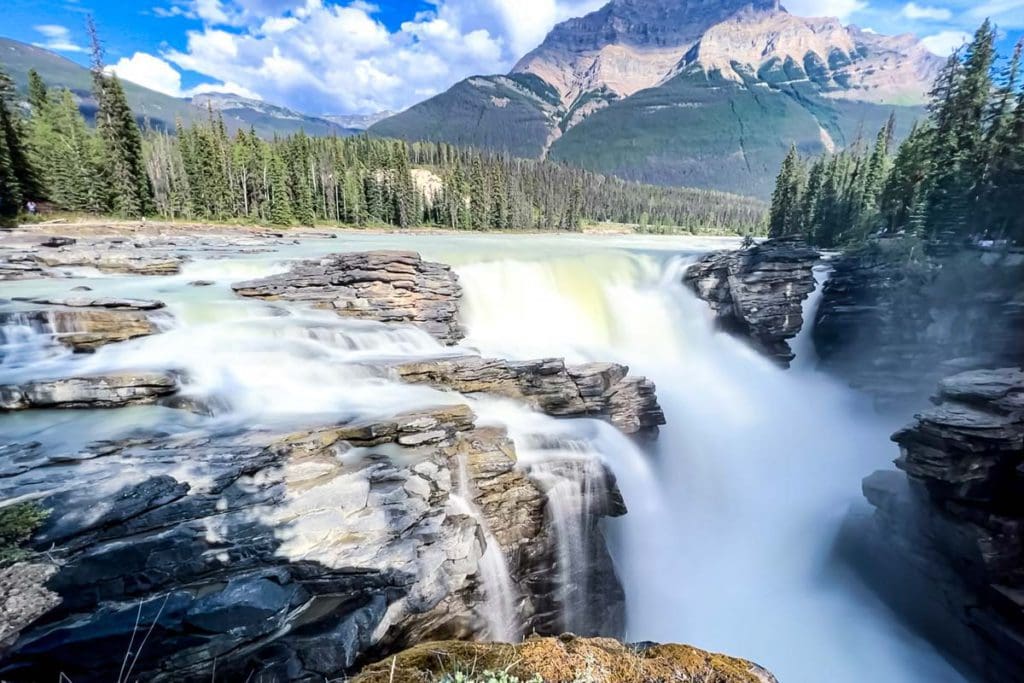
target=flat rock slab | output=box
[34,251,184,275]
[0,372,179,410]
[13,297,165,311]
[233,250,464,344]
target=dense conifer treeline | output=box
[768,21,1024,247]
[0,31,766,234]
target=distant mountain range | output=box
[0,38,388,138]
[370,0,943,197]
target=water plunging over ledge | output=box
[0,234,965,681]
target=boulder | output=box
[0,372,179,410]
[392,356,665,436]
[351,635,778,683]
[0,307,165,352]
[683,237,818,367]
[850,368,1024,682]
[232,251,464,344]
[0,563,60,650]
[0,405,627,681]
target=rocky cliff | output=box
[844,368,1024,683]
[813,244,1024,408]
[683,237,819,366]
[0,403,627,681]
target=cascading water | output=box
[449,451,523,643]
[456,248,966,682]
[0,234,967,681]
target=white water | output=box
[0,234,965,681]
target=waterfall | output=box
[450,452,522,643]
[457,252,966,683]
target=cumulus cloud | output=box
[32,24,86,53]
[155,0,610,114]
[781,0,868,20]
[921,29,972,54]
[107,50,262,100]
[901,3,953,21]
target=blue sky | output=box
[2,0,1023,115]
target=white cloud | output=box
[921,30,971,54]
[782,0,869,20]
[108,52,186,96]
[107,50,263,100]
[901,3,953,21]
[32,24,86,53]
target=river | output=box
[0,232,964,681]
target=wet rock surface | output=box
[813,246,1024,408]
[0,372,179,410]
[0,405,627,681]
[0,307,165,352]
[683,237,818,367]
[848,368,1024,683]
[392,356,665,436]
[352,635,778,683]
[233,251,465,344]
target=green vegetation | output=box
[0,44,766,234]
[768,22,1024,247]
[0,502,48,566]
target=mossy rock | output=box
[0,503,48,567]
[352,635,777,683]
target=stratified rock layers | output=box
[683,238,818,366]
[0,405,627,681]
[393,356,665,436]
[233,251,465,344]
[849,368,1024,682]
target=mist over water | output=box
[0,234,964,681]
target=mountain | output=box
[322,111,395,131]
[0,38,360,138]
[0,37,203,131]
[370,0,943,198]
[191,92,359,137]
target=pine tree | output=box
[269,150,293,226]
[768,144,805,238]
[0,66,40,202]
[88,17,152,217]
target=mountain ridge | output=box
[370,0,942,197]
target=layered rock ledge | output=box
[0,305,167,352]
[392,356,665,436]
[0,372,179,410]
[233,251,465,344]
[846,368,1024,682]
[351,635,778,683]
[0,404,626,681]
[683,237,818,367]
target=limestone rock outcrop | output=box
[352,635,778,683]
[847,368,1024,683]
[0,372,179,410]
[233,251,464,344]
[813,245,1024,407]
[392,356,665,436]
[0,306,166,352]
[683,237,818,366]
[0,405,627,681]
